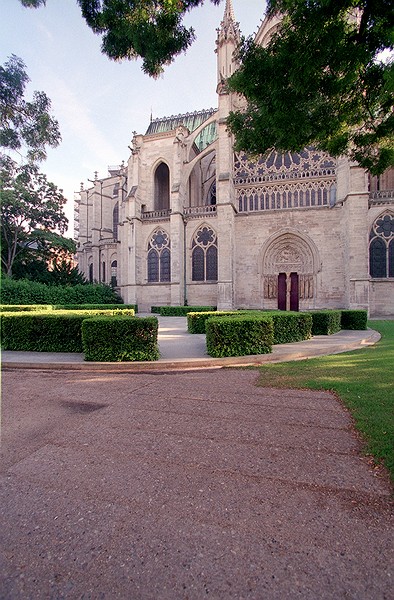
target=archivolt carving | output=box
[262,232,320,274]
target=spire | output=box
[223,0,235,24]
[217,0,240,46]
[216,0,240,83]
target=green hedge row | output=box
[0,303,138,313]
[0,277,123,305]
[188,310,312,344]
[1,313,89,352]
[0,311,158,361]
[53,303,138,312]
[0,304,53,312]
[310,310,342,335]
[268,311,312,344]
[82,317,159,362]
[152,305,216,316]
[340,310,368,330]
[187,311,238,333]
[206,315,274,358]
[0,309,135,353]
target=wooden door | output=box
[278,272,287,311]
[290,272,299,311]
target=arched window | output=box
[154,163,170,211]
[192,225,218,282]
[147,229,171,282]
[369,213,394,278]
[102,261,106,282]
[111,260,118,287]
[89,263,93,283]
[113,202,119,240]
[207,181,216,205]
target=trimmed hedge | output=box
[0,277,123,305]
[341,309,368,330]
[311,310,342,335]
[206,315,273,357]
[188,310,312,344]
[187,311,238,333]
[0,313,88,352]
[0,309,135,352]
[82,316,159,362]
[0,304,52,312]
[54,303,138,312]
[267,311,313,344]
[153,305,216,316]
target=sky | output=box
[0,0,267,235]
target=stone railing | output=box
[141,209,172,221]
[183,205,217,219]
[369,190,394,205]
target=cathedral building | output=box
[75,0,394,316]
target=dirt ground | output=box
[1,367,393,599]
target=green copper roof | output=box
[146,108,217,137]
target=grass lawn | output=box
[256,320,394,482]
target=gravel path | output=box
[1,368,392,599]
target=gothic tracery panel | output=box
[234,148,337,213]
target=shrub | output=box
[82,317,159,361]
[187,311,238,334]
[311,310,342,335]
[0,313,88,352]
[54,303,137,312]
[0,304,53,312]
[267,311,313,344]
[341,310,368,330]
[0,278,123,305]
[206,315,273,357]
[0,309,135,352]
[157,305,216,316]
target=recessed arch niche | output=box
[154,162,170,211]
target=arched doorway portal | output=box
[262,232,318,311]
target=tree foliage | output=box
[20,0,220,76]
[0,161,71,277]
[19,1,393,173]
[227,0,394,174]
[0,55,77,282]
[0,54,61,163]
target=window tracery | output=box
[369,213,394,278]
[192,225,218,282]
[148,229,171,282]
[234,148,337,213]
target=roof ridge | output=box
[149,107,216,124]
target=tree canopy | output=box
[227,0,394,175]
[0,54,61,164]
[19,0,393,174]
[0,56,76,280]
[20,0,220,76]
[0,161,72,277]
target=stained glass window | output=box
[148,229,171,282]
[369,213,394,278]
[192,226,218,282]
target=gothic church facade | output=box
[75,1,394,316]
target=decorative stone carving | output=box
[263,275,277,299]
[277,245,302,265]
[299,274,314,299]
